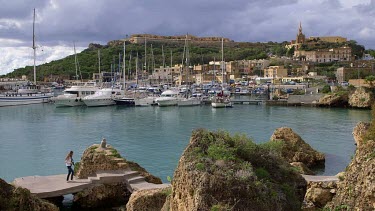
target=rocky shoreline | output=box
[1,116,374,210]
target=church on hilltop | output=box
[286,22,352,63]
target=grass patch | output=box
[109,149,122,158]
[255,167,270,180]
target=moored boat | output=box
[82,88,123,107]
[155,89,180,107]
[53,82,98,107]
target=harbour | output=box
[0,103,370,183]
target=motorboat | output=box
[155,89,180,107]
[53,82,99,107]
[82,88,123,107]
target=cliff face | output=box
[318,93,348,107]
[326,125,375,210]
[348,87,373,108]
[126,187,171,211]
[168,129,307,211]
[270,127,325,168]
[0,178,58,211]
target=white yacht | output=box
[83,88,123,107]
[53,82,98,107]
[134,96,157,106]
[155,89,180,107]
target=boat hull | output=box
[156,98,178,107]
[115,98,135,106]
[54,97,85,107]
[211,102,232,108]
[177,98,201,106]
[83,99,116,107]
[135,97,156,106]
[0,94,52,107]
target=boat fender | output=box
[79,98,82,102]
[75,99,78,102]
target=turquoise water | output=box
[0,104,371,183]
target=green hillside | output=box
[3,40,289,80]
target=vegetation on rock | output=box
[169,129,307,211]
[0,178,58,211]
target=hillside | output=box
[3,37,288,80]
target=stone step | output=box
[128,176,145,184]
[131,182,171,191]
[123,171,140,180]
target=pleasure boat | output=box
[83,88,123,107]
[155,89,180,107]
[0,84,53,107]
[53,82,99,107]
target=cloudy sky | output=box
[0,0,374,75]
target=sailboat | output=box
[211,38,232,108]
[177,34,201,106]
[0,8,53,107]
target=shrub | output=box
[321,85,331,93]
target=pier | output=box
[12,169,170,199]
[12,171,337,199]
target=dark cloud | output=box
[1,0,375,74]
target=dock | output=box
[12,169,170,199]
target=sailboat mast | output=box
[98,50,101,83]
[221,38,225,84]
[123,42,126,90]
[144,37,147,73]
[170,50,173,87]
[73,42,78,81]
[32,8,36,85]
[136,52,139,85]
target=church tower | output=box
[296,22,306,44]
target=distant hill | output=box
[6,34,365,81]
[3,35,289,80]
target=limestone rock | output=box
[290,162,315,175]
[304,181,337,209]
[126,187,171,211]
[270,127,325,168]
[352,121,370,147]
[168,129,307,211]
[326,139,375,210]
[318,93,348,107]
[349,87,373,108]
[74,141,162,209]
[76,143,161,184]
[0,178,58,211]
[73,183,130,209]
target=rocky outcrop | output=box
[349,87,373,108]
[303,181,337,210]
[168,129,307,211]
[76,143,161,183]
[126,187,171,211]
[0,178,58,211]
[325,137,375,210]
[73,183,130,209]
[352,122,370,147]
[318,93,348,107]
[88,43,103,49]
[270,127,325,168]
[74,140,162,209]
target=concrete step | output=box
[131,182,171,191]
[128,176,145,184]
[123,171,140,180]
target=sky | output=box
[0,0,374,75]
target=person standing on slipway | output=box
[65,151,74,182]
